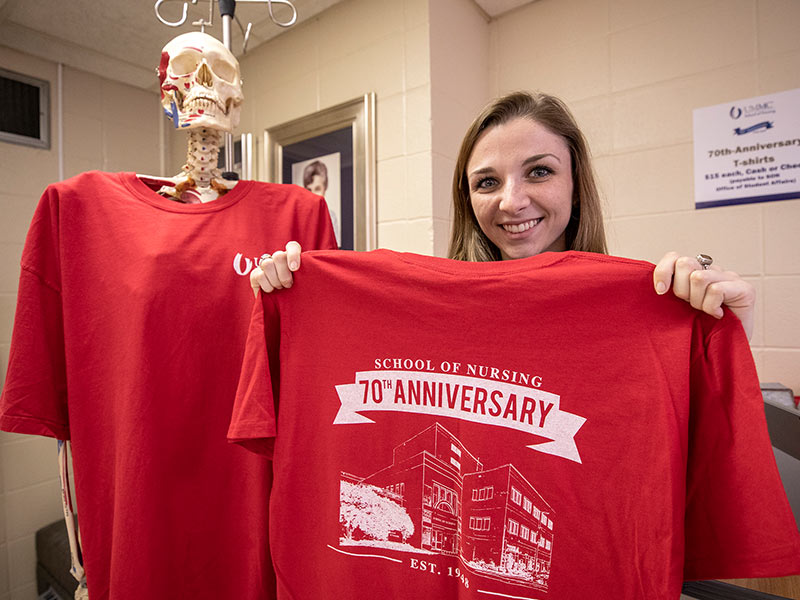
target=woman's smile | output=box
[500,217,544,234]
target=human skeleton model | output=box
[140,31,244,203]
[59,32,245,599]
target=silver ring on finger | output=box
[696,253,713,270]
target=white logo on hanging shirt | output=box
[232,252,271,276]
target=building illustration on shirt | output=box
[339,423,554,590]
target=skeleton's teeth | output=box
[185,96,225,114]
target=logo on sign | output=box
[729,101,775,120]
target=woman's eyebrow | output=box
[522,153,560,166]
[468,166,496,177]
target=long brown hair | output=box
[448,91,607,261]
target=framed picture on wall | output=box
[264,93,377,251]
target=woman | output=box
[253,91,755,339]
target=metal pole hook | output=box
[154,0,197,27]
[237,0,297,28]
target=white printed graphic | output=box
[339,423,555,592]
[232,252,271,276]
[335,370,585,463]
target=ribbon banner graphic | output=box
[334,370,586,463]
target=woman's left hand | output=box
[653,251,756,341]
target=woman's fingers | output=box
[688,268,731,318]
[671,255,720,302]
[250,259,273,297]
[653,251,680,295]
[260,252,293,288]
[653,251,755,339]
[249,242,303,297]
[286,241,302,271]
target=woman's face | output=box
[467,117,574,260]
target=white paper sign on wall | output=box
[693,88,800,209]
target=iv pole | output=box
[154,0,298,176]
[219,0,237,178]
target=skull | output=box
[158,32,243,132]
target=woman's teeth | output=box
[503,218,542,233]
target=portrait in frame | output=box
[264,93,376,251]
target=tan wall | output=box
[217,0,436,254]
[486,0,800,392]
[429,0,491,256]
[0,44,162,600]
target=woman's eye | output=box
[529,166,552,178]
[475,177,498,190]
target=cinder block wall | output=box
[0,45,162,600]
[486,0,800,392]
[220,0,436,254]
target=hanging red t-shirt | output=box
[0,171,337,600]
[229,249,800,600]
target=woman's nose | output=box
[498,180,529,213]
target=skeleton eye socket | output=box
[170,51,201,76]
[211,59,237,83]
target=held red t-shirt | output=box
[0,171,337,600]
[229,249,800,600]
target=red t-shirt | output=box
[229,249,800,600]
[0,171,337,600]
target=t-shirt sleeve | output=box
[683,315,800,579]
[228,292,281,458]
[0,187,70,439]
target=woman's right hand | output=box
[250,241,302,297]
